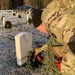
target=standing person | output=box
[33,0,75,75]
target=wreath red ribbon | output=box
[5,21,12,28]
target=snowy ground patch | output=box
[0,10,48,75]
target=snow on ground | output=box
[0,10,48,75]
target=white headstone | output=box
[15,32,32,66]
[16,12,20,17]
[27,11,32,21]
[3,17,5,26]
[3,17,11,26]
[1,10,13,16]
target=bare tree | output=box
[0,0,12,10]
[0,0,52,10]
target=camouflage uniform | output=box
[40,0,75,74]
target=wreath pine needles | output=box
[25,50,42,69]
[27,18,32,25]
[13,13,16,16]
[41,47,62,75]
[25,48,62,75]
[18,15,22,18]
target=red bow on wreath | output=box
[55,56,62,71]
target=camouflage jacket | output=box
[41,0,75,44]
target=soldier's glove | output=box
[34,47,43,56]
[34,47,45,63]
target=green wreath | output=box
[27,18,32,25]
[5,21,12,28]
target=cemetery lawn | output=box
[0,10,48,75]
